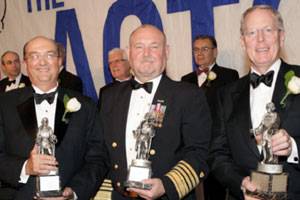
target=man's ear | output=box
[165,44,170,60]
[240,36,246,51]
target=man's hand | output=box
[127,178,165,200]
[272,129,292,156]
[241,177,261,200]
[25,145,58,176]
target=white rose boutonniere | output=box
[18,83,25,88]
[206,71,217,87]
[62,94,81,123]
[280,70,300,107]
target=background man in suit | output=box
[210,5,300,200]
[0,51,31,92]
[0,36,108,199]
[181,35,239,111]
[108,48,132,82]
[57,43,83,93]
[98,24,211,199]
[182,35,239,200]
[97,48,132,106]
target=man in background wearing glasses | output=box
[181,35,239,200]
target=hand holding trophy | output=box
[247,102,288,199]
[125,102,166,190]
[36,118,63,199]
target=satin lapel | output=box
[151,76,172,141]
[54,88,68,147]
[272,61,291,121]
[152,76,171,107]
[233,75,260,159]
[17,88,37,140]
[113,83,132,158]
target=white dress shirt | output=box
[5,73,22,92]
[19,85,58,183]
[125,75,161,167]
[197,62,215,87]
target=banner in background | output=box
[0,0,299,101]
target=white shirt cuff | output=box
[19,160,30,183]
[287,137,299,164]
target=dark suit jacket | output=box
[0,87,108,200]
[99,76,211,199]
[210,60,300,200]
[181,64,239,117]
[0,74,31,92]
[58,68,83,93]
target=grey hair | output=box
[108,48,128,60]
[240,5,284,35]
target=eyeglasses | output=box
[193,47,215,54]
[26,51,59,62]
[109,59,127,65]
[243,27,279,39]
[4,59,20,65]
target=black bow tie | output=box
[7,79,16,85]
[250,71,274,88]
[33,91,57,104]
[131,79,153,94]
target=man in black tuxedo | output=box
[0,36,108,199]
[182,36,238,200]
[181,35,239,114]
[57,43,83,93]
[98,24,211,199]
[97,48,132,106]
[210,5,300,200]
[0,51,31,92]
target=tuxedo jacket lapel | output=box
[54,88,69,147]
[17,88,37,140]
[272,61,292,120]
[113,83,132,160]
[232,76,260,159]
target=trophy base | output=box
[125,159,152,190]
[124,180,152,190]
[246,170,288,200]
[36,190,63,199]
[36,175,62,198]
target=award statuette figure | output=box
[36,117,62,198]
[247,102,288,199]
[125,102,166,190]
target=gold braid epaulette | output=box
[165,160,200,199]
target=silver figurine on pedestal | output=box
[247,102,288,199]
[125,102,166,190]
[36,117,62,198]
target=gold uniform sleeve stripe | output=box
[171,168,189,195]
[179,160,200,184]
[166,171,184,199]
[166,160,200,198]
[176,162,198,187]
[173,165,193,191]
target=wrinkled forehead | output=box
[3,52,19,60]
[25,37,57,54]
[130,26,166,45]
[244,9,276,28]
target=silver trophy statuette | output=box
[36,117,62,198]
[247,102,288,200]
[125,103,166,190]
